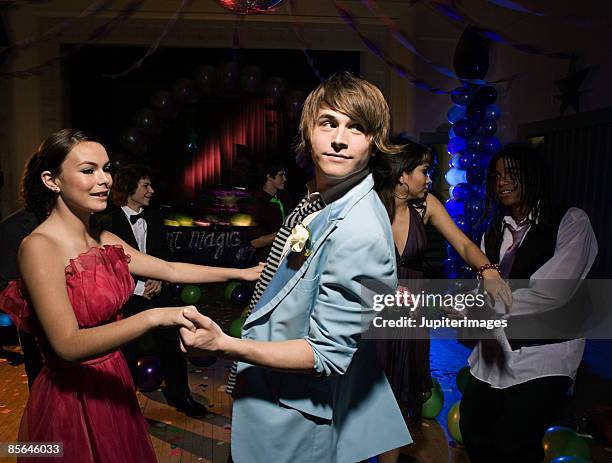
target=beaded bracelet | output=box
[476,263,501,280]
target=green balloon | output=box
[456,366,471,393]
[180,285,201,304]
[447,401,463,444]
[543,426,590,462]
[224,281,241,300]
[229,317,246,338]
[422,385,444,419]
[432,377,442,390]
[241,306,250,318]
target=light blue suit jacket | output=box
[231,174,412,462]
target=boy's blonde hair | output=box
[296,72,401,158]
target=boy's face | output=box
[494,157,522,208]
[267,170,287,191]
[310,108,372,189]
[128,177,154,209]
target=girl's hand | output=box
[240,262,265,281]
[149,306,197,331]
[179,308,227,354]
[482,272,513,312]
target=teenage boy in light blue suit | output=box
[180,73,412,462]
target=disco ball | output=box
[217,0,286,15]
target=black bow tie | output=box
[129,212,146,224]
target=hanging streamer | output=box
[334,0,451,94]
[0,0,144,79]
[104,0,193,78]
[287,0,324,82]
[361,0,458,79]
[427,0,571,59]
[0,0,113,58]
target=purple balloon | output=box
[136,356,163,392]
[231,285,252,306]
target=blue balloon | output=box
[450,154,469,170]
[445,168,467,186]
[444,257,462,271]
[450,86,472,107]
[484,104,501,121]
[447,137,467,155]
[454,119,475,138]
[447,105,466,124]
[467,136,486,153]
[466,152,491,168]
[450,183,474,201]
[446,244,461,260]
[449,127,457,139]
[0,313,13,327]
[476,120,497,136]
[465,200,485,219]
[454,215,472,234]
[482,136,501,153]
[466,168,487,184]
[548,458,589,463]
[473,86,498,106]
[466,103,486,121]
[445,198,465,217]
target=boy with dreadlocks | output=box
[460,143,598,463]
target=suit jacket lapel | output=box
[244,210,336,328]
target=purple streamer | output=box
[0,0,112,57]
[288,0,324,82]
[0,0,144,79]
[103,0,193,79]
[361,0,458,79]
[485,0,543,16]
[429,1,572,60]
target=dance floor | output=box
[1,283,610,462]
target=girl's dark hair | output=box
[372,140,434,222]
[20,129,93,221]
[484,142,553,229]
[111,164,153,207]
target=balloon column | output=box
[445,27,501,278]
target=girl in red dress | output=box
[0,129,262,462]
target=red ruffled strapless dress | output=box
[0,245,157,463]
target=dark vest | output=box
[483,206,585,349]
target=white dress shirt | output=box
[469,207,598,388]
[121,206,148,296]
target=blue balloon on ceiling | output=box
[447,105,466,124]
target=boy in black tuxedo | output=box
[105,164,205,417]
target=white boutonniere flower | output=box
[288,223,312,256]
